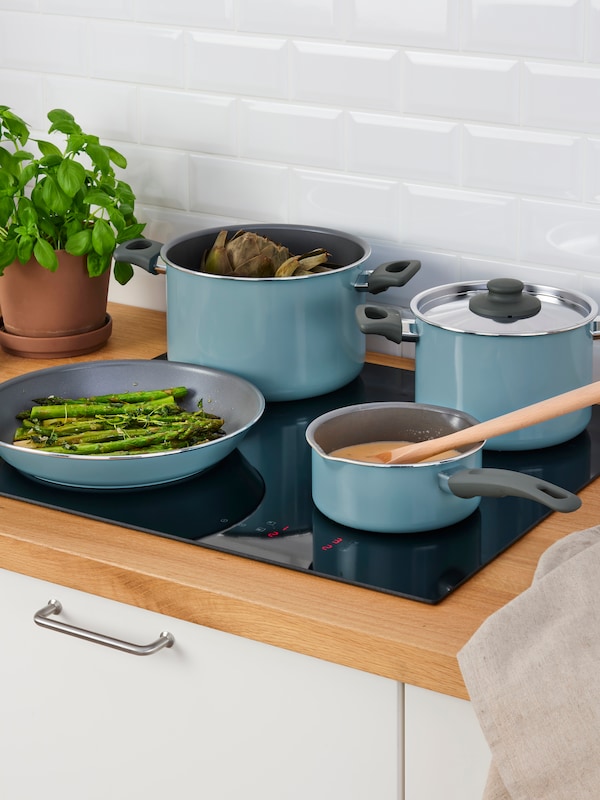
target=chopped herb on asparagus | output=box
[12,387,225,455]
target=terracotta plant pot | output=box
[0,251,112,358]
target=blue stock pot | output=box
[114,225,416,401]
[358,279,600,450]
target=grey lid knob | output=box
[469,278,542,321]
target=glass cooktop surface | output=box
[1,361,599,603]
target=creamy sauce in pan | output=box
[329,440,462,464]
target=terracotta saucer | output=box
[0,315,112,358]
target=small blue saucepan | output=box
[306,402,581,534]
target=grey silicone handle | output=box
[367,260,421,294]
[447,468,581,513]
[468,278,541,321]
[113,238,164,274]
[355,304,404,344]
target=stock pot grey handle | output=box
[355,304,404,344]
[366,259,421,294]
[114,238,165,275]
[34,599,175,656]
[446,468,581,513]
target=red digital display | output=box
[321,537,343,551]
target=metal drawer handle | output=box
[34,599,175,656]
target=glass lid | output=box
[410,279,598,336]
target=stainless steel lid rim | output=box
[410,280,599,336]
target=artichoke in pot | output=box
[200,229,332,278]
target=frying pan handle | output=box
[445,468,581,513]
[366,259,421,294]
[113,238,164,275]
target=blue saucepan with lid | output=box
[358,279,600,450]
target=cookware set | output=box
[2,224,598,538]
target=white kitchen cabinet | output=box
[404,684,492,800]
[0,568,401,800]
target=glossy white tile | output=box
[520,199,600,268]
[89,22,185,87]
[40,0,134,18]
[290,169,399,239]
[0,71,43,126]
[589,0,600,63]
[522,62,600,134]
[463,124,583,200]
[291,41,401,111]
[134,0,234,28]
[121,145,190,211]
[239,100,344,168]
[463,0,584,60]
[189,155,289,221]
[585,138,600,203]
[348,112,460,183]
[347,0,459,49]
[0,11,87,74]
[187,32,288,99]
[459,255,577,292]
[238,0,339,37]
[401,184,518,258]
[45,77,138,143]
[140,90,236,156]
[404,51,519,124]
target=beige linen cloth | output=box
[458,525,600,800]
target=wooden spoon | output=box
[375,380,600,465]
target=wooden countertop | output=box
[1,302,597,700]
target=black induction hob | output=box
[1,362,599,604]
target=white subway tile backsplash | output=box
[348,112,460,183]
[523,62,600,134]
[520,199,600,269]
[239,100,344,168]
[291,41,401,111]
[44,77,138,143]
[403,51,519,124]
[134,0,234,29]
[89,22,185,87]
[0,11,87,75]
[189,155,289,222]
[187,32,288,99]
[401,184,518,259]
[463,125,583,200]
[347,0,459,49]
[291,169,400,240]
[140,89,236,156]
[463,0,585,60]
[4,6,600,315]
[238,0,338,38]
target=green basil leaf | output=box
[65,228,92,256]
[86,250,110,277]
[40,176,71,215]
[91,218,116,256]
[37,140,62,158]
[16,234,33,263]
[113,260,134,285]
[0,238,18,269]
[33,238,58,271]
[57,158,85,197]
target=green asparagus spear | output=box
[31,387,189,405]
